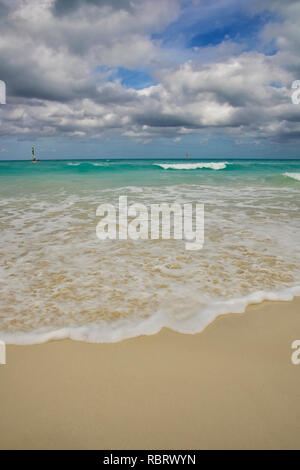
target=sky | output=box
[0,0,300,159]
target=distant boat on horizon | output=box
[31,145,39,163]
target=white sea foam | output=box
[67,162,107,166]
[1,285,299,345]
[89,162,109,166]
[155,162,228,170]
[1,178,299,346]
[284,172,300,182]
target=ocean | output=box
[0,158,299,344]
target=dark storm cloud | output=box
[0,56,96,103]
[93,85,139,105]
[0,67,71,103]
[0,1,8,16]
[134,113,196,128]
[52,0,134,16]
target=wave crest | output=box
[67,162,107,167]
[284,172,300,182]
[154,162,228,170]
[1,285,299,345]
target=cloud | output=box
[52,0,135,17]
[0,0,300,145]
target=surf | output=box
[154,162,228,170]
[283,172,300,182]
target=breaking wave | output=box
[154,162,228,170]
[1,285,299,345]
[284,172,300,182]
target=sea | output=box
[0,158,299,344]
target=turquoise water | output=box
[1,159,300,194]
[0,159,299,344]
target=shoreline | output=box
[0,297,299,449]
[1,285,300,345]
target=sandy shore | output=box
[0,298,299,450]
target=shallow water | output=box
[0,159,299,343]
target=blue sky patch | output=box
[153,1,280,56]
[112,67,157,90]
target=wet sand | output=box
[0,298,299,449]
